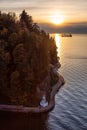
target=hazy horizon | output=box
[38,22,87,34]
[0,0,87,33]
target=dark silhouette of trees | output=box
[49,37,58,65]
[0,10,59,106]
[20,10,33,31]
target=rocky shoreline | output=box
[0,75,64,113]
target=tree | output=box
[0,11,59,106]
[32,23,40,33]
[0,57,7,95]
[49,38,58,65]
[12,43,27,67]
[20,10,33,31]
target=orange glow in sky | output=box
[0,0,87,24]
[0,0,87,33]
[50,14,64,25]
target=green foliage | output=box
[0,10,58,106]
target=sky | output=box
[0,0,87,33]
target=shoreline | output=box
[0,75,65,113]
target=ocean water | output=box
[47,34,87,130]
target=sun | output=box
[50,14,64,25]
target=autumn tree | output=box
[0,10,59,106]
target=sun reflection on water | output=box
[54,34,61,57]
[50,33,61,57]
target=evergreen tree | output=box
[0,10,59,106]
[20,10,33,31]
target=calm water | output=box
[47,34,87,130]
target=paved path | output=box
[0,75,64,113]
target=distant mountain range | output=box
[39,22,87,34]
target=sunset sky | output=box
[0,0,87,33]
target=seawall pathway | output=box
[0,75,64,113]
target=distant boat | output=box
[61,33,72,37]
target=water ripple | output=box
[47,35,87,130]
[47,58,87,130]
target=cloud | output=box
[0,0,87,31]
